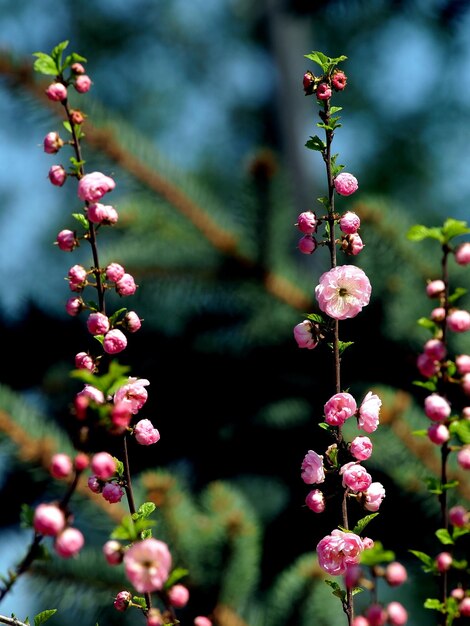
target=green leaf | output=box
[448,287,467,304]
[441,218,470,242]
[111,515,137,542]
[411,429,428,437]
[330,106,343,114]
[317,196,330,209]
[412,380,437,392]
[451,558,468,569]
[359,541,395,567]
[109,308,128,326]
[304,51,330,72]
[338,341,354,355]
[72,213,89,229]
[63,121,72,134]
[318,422,333,431]
[417,316,438,330]
[406,224,443,242]
[452,526,470,540]
[324,578,346,600]
[306,313,325,324]
[425,477,443,494]
[451,419,470,444]
[435,528,454,545]
[114,459,124,477]
[409,549,435,571]
[94,334,105,346]
[136,502,156,520]
[353,513,378,535]
[305,135,326,152]
[63,52,87,70]
[34,609,58,626]
[33,54,58,76]
[424,598,444,611]
[132,596,147,609]
[20,503,34,528]
[164,567,189,589]
[51,40,69,69]
[140,528,153,540]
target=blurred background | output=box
[0,1,470,625]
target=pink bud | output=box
[455,242,470,265]
[56,229,76,251]
[384,562,408,586]
[33,503,65,536]
[305,489,325,513]
[386,601,408,625]
[106,262,126,282]
[65,296,83,317]
[457,445,470,469]
[71,63,85,75]
[332,70,347,91]
[114,590,132,612]
[68,264,87,291]
[43,131,64,154]
[427,423,449,445]
[103,329,128,354]
[298,235,317,254]
[74,351,95,372]
[124,311,142,333]
[423,339,446,361]
[49,165,67,187]
[74,74,92,93]
[91,452,116,480]
[54,527,84,558]
[447,309,470,332]
[102,482,125,503]
[449,505,468,527]
[303,71,315,95]
[45,82,67,102]
[339,211,360,234]
[168,584,190,608]
[416,353,439,378]
[459,597,470,617]
[70,109,85,125]
[342,233,364,256]
[451,587,465,600]
[316,82,332,100]
[296,211,318,234]
[87,475,102,493]
[352,618,370,626]
[424,394,451,422]
[436,551,453,572]
[426,279,445,298]
[365,604,387,626]
[116,273,137,296]
[134,419,161,446]
[334,172,358,196]
[462,373,470,396]
[463,406,470,419]
[103,540,124,565]
[74,452,89,472]
[111,402,132,430]
[50,453,73,479]
[431,307,446,321]
[194,618,212,626]
[293,320,319,350]
[344,564,362,589]
[147,609,163,626]
[456,354,470,374]
[86,312,110,336]
[87,203,118,225]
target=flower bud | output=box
[334,172,358,196]
[75,351,95,372]
[457,445,470,469]
[114,590,132,612]
[455,241,470,265]
[316,82,332,100]
[74,452,89,472]
[54,527,84,558]
[103,540,124,565]
[124,311,142,333]
[332,70,347,91]
[436,551,452,572]
[91,452,116,480]
[86,312,110,336]
[44,131,64,154]
[341,233,364,256]
[339,211,360,234]
[293,320,319,350]
[427,423,450,445]
[384,561,408,586]
[296,211,318,234]
[386,601,408,625]
[70,109,85,125]
[106,262,125,282]
[426,279,445,298]
[56,229,76,251]
[168,584,190,608]
[103,329,128,354]
[49,165,67,187]
[423,339,446,361]
[50,453,73,479]
[33,503,65,536]
[424,394,451,422]
[447,309,470,332]
[115,273,137,296]
[305,489,325,513]
[298,235,317,254]
[74,74,92,93]
[302,71,315,95]
[45,82,67,102]
[71,62,85,75]
[449,505,468,527]
[102,482,125,503]
[134,419,161,445]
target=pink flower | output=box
[427,423,449,445]
[114,378,150,414]
[303,71,315,94]
[316,529,364,575]
[194,618,212,626]
[305,489,325,513]
[341,233,364,256]
[102,482,125,503]
[45,82,67,101]
[462,373,470,395]
[71,62,85,74]
[134,419,161,445]
[114,590,132,612]
[457,445,470,469]
[426,279,445,298]
[431,307,446,322]
[298,235,317,254]
[315,265,371,320]
[106,262,126,282]
[451,588,465,600]
[416,353,439,378]
[316,82,332,100]
[116,273,138,296]
[168,584,190,608]
[352,618,369,626]
[386,602,408,625]
[33,503,65,536]
[111,402,133,430]
[449,505,468,527]
[324,392,357,426]
[87,475,102,494]
[363,482,386,511]
[366,604,387,626]
[65,296,82,316]
[447,309,470,332]
[334,172,358,196]
[103,540,123,565]
[350,436,373,460]
[296,211,318,234]
[78,171,116,202]
[385,562,408,587]
[123,538,172,593]
[339,211,360,234]
[358,391,381,433]
[459,597,470,617]
[455,242,470,265]
[86,312,110,336]
[147,609,163,626]
[424,394,451,422]
[43,131,63,154]
[103,329,128,354]
[332,70,347,91]
[74,452,89,472]
[124,311,142,333]
[74,74,92,93]
[301,450,325,484]
[423,339,446,361]
[91,452,116,480]
[456,354,470,374]
[54,527,84,558]
[293,320,318,350]
[49,165,67,187]
[77,384,105,405]
[68,264,87,291]
[87,203,118,224]
[436,551,452,572]
[340,462,372,492]
[75,351,95,372]
[56,229,76,251]
[50,453,73,479]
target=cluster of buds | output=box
[303,68,347,99]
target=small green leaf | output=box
[330,106,343,114]
[353,513,378,535]
[338,341,354,355]
[305,135,326,152]
[409,549,434,570]
[72,213,89,229]
[417,317,437,330]
[304,51,330,72]
[306,313,325,324]
[359,541,395,567]
[452,526,470,540]
[109,308,128,326]
[351,587,363,596]
[406,224,443,242]
[424,598,444,611]
[318,422,333,431]
[33,55,58,76]
[114,459,124,477]
[94,334,104,346]
[448,287,467,304]
[63,52,87,70]
[451,419,470,444]
[63,121,72,133]
[20,504,34,528]
[140,529,153,540]
[324,578,346,600]
[137,502,156,519]
[132,596,147,609]
[411,429,428,437]
[51,40,69,69]
[34,609,58,626]
[435,528,454,545]
[111,515,137,542]
[164,567,189,589]
[451,558,468,569]
[441,218,470,242]
[317,196,330,209]
[412,380,437,392]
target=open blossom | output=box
[363,482,386,511]
[77,384,105,405]
[78,171,115,202]
[134,419,161,445]
[357,391,381,433]
[315,265,371,320]
[332,70,347,91]
[334,172,358,196]
[301,450,325,484]
[350,436,373,460]
[324,392,357,426]
[316,82,332,100]
[293,320,318,350]
[123,538,172,593]
[316,529,364,575]
[87,202,118,224]
[340,462,372,492]
[114,378,150,414]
